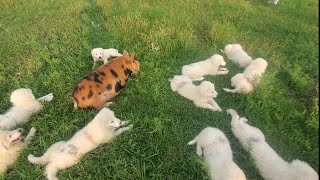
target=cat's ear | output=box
[123,50,129,59]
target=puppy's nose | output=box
[99,56,102,59]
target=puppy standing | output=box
[0,127,36,173]
[0,88,53,130]
[182,54,228,81]
[188,127,246,180]
[222,44,252,68]
[91,48,122,68]
[227,109,318,180]
[28,108,133,180]
[169,75,222,111]
[223,58,268,94]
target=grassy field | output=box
[0,0,318,179]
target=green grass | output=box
[0,0,318,179]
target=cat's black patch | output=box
[106,84,112,91]
[110,69,118,78]
[88,90,94,99]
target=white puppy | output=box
[91,48,122,68]
[0,88,53,130]
[28,108,133,180]
[0,127,36,173]
[188,127,246,180]
[182,54,228,81]
[227,109,319,180]
[169,75,222,111]
[222,44,252,68]
[223,58,268,94]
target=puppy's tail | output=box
[188,136,198,145]
[223,88,238,93]
[227,109,240,123]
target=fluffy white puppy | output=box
[222,44,252,68]
[181,54,228,81]
[227,109,319,180]
[28,108,133,180]
[91,48,122,67]
[0,88,53,130]
[188,127,246,180]
[223,58,268,94]
[169,75,222,111]
[0,127,36,173]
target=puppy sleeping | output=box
[223,58,268,94]
[188,127,246,180]
[28,108,133,180]
[169,75,222,112]
[91,48,122,68]
[0,88,53,130]
[0,127,36,173]
[222,44,252,68]
[227,109,318,180]
[181,54,228,81]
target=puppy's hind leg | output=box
[28,141,65,165]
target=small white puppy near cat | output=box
[91,48,122,68]
[222,44,252,68]
[169,75,222,112]
[182,54,228,81]
[0,127,36,173]
[188,127,246,180]
[227,109,318,180]
[0,88,53,130]
[28,108,133,180]
[223,58,268,94]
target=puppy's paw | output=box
[213,107,223,112]
[127,124,133,129]
[29,127,36,134]
[39,93,53,102]
[196,148,203,156]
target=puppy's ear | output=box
[123,50,129,59]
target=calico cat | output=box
[72,50,140,109]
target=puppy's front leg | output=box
[114,124,133,136]
[216,69,229,75]
[23,127,36,147]
[208,99,222,112]
[194,101,216,111]
[37,93,54,102]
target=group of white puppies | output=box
[170,44,317,179]
[188,109,318,180]
[0,88,53,173]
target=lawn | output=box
[0,0,318,179]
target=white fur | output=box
[169,75,222,112]
[223,58,268,94]
[91,48,122,66]
[188,127,246,180]
[227,109,319,180]
[28,108,133,180]
[0,88,53,130]
[0,127,36,173]
[222,44,252,68]
[182,54,228,81]
[268,0,279,5]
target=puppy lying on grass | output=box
[223,58,268,94]
[91,48,122,68]
[182,54,228,81]
[222,44,252,68]
[227,109,318,180]
[188,127,246,180]
[0,88,53,130]
[72,50,140,110]
[169,75,222,112]
[0,127,36,173]
[28,108,133,180]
